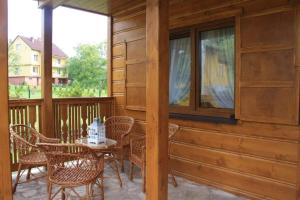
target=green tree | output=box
[8,41,20,75]
[67,43,107,89]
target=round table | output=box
[75,137,117,151]
[76,137,122,187]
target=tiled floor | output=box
[13,163,247,200]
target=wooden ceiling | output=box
[36,0,146,16]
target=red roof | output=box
[18,35,68,58]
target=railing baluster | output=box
[81,104,88,137]
[61,104,68,143]
[29,105,36,130]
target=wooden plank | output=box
[0,0,12,198]
[170,118,300,141]
[240,87,298,125]
[41,7,54,138]
[175,127,298,163]
[112,69,125,81]
[171,142,297,184]
[145,0,169,199]
[113,27,146,44]
[240,10,294,48]
[113,43,126,57]
[297,5,300,67]
[241,49,295,82]
[113,12,146,33]
[171,158,296,200]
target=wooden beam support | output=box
[107,16,112,97]
[145,0,169,199]
[41,7,54,138]
[0,0,12,199]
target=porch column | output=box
[0,0,12,199]
[41,7,54,138]
[146,0,169,200]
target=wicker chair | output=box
[37,143,105,200]
[10,124,60,193]
[129,123,179,192]
[129,134,146,191]
[104,116,134,186]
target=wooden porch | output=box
[1,0,300,200]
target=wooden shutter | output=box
[236,9,299,125]
[125,38,147,111]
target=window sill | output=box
[169,112,237,125]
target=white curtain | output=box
[201,27,234,109]
[169,37,191,106]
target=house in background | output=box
[9,35,68,86]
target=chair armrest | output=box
[13,134,38,150]
[130,135,145,156]
[39,137,60,144]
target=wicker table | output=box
[75,137,117,151]
[75,137,122,187]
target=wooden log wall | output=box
[111,0,300,199]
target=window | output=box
[16,44,21,51]
[57,59,61,65]
[169,36,191,107]
[32,67,38,73]
[169,20,235,118]
[33,54,38,61]
[15,67,20,75]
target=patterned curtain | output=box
[200,27,235,109]
[169,37,191,106]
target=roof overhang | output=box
[37,0,110,16]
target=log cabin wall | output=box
[111,0,300,199]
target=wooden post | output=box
[107,16,112,97]
[0,0,12,199]
[145,0,169,199]
[41,7,54,138]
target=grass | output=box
[9,85,107,99]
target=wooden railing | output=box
[9,97,115,170]
[53,97,115,144]
[9,99,43,170]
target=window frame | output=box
[169,18,236,119]
[33,54,38,62]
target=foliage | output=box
[9,84,106,99]
[8,41,20,75]
[9,84,35,99]
[67,43,107,89]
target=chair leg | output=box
[120,152,125,173]
[99,172,104,200]
[48,182,52,200]
[142,164,146,193]
[170,172,178,187]
[61,188,66,200]
[13,163,22,193]
[86,184,91,200]
[129,162,134,181]
[26,167,32,180]
[113,159,122,187]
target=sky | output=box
[8,0,108,56]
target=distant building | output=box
[9,35,68,86]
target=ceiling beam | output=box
[38,0,68,9]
